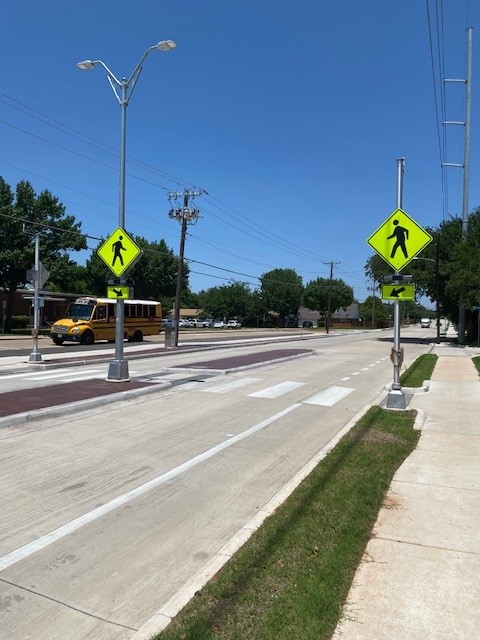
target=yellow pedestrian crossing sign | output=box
[381,283,415,301]
[367,208,432,272]
[97,227,142,277]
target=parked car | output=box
[178,319,192,328]
[226,320,241,329]
[161,319,172,327]
[302,321,314,328]
[189,319,204,328]
[420,318,431,328]
[202,318,214,328]
[213,320,226,328]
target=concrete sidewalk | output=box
[332,344,480,639]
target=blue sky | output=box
[1,1,479,305]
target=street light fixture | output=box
[76,39,176,381]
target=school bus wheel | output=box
[80,330,95,346]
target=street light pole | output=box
[77,40,176,381]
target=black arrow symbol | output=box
[113,288,124,297]
[390,287,406,297]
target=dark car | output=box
[302,321,314,328]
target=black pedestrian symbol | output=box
[112,236,126,267]
[387,219,409,259]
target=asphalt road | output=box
[0,327,435,639]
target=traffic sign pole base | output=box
[386,388,406,410]
[106,359,130,382]
[28,351,43,363]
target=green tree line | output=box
[3,177,480,334]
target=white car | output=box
[202,319,214,328]
[178,319,191,328]
[213,320,226,328]
[189,319,204,328]
[226,320,241,329]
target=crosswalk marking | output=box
[29,368,103,381]
[303,386,354,407]
[202,378,260,394]
[7,368,74,379]
[248,381,306,399]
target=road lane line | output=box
[303,386,354,407]
[248,381,305,399]
[0,403,301,572]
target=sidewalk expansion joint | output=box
[373,536,480,556]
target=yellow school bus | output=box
[50,297,162,345]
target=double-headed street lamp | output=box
[77,40,176,381]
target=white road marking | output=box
[352,371,361,376]
[340,376,351,381]
[0,403,301,572]
[303,386,354,407]
[28,369,102,381]
[6,368,74,379]
[202,378,260,394]
[248,381,306,399]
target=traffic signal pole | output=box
[386,158,407,409]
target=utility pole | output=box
[168,188,203,346]
[443,27,473,344]
[435,242,441,343]
[324,260,339,334]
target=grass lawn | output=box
[153,407,419,640]
[400,353,438,388]
[472,356,480,375]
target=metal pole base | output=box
[386,389,406,409]
[28,351,43,363]
[107,359,130,382]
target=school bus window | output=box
[96,306,107,320]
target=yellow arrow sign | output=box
[381,283,415,301]
[97,227,142,277]
[367,209,432,272]
[106,285,132,300]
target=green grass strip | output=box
[472,356,480,376]
[400,353,438,388]
[153,407,419,640]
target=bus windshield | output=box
[65,303,95,320]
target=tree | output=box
[259,268,303,325]
[85,236,184,307]
[0,177,86,332]
[198,281,254,320]
[303,277,354,317]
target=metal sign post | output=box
[367,159,433,409]
[387,158,407,409]
[28,233,44,363]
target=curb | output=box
[129,400,379,640]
